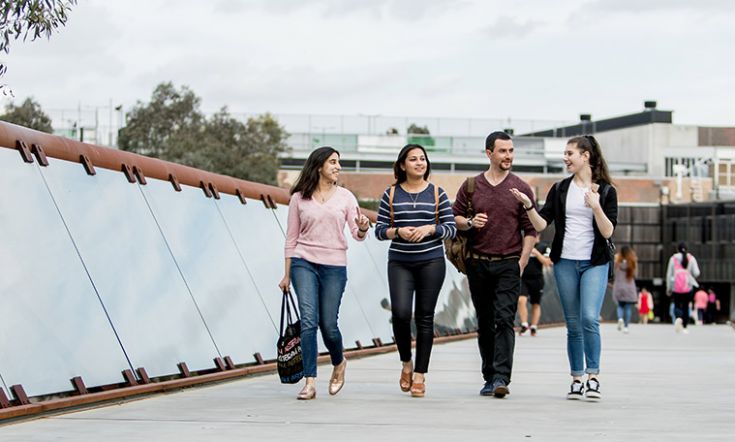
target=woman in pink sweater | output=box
[279,146,370,400]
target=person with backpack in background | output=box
[665,242,701,334]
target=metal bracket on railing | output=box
[208,182,220,200]
[213,357,226,372]
[0,389,10,408]
[121,164,136,183]
[30,144,49,166]
[177,362,191,378]
[136,367,151,384]
[15,140,33,163]
[168,173,182,191]
[121,369,138,386]
[70,376,88,395]
[266,195,277,209]
[132,166,147,185]
[200,181,212,198]
[259,194,269,208]
[80,154,96,175]
[10,385,30,405]
[235,189,247,205]
[253,352,265,365]
[224,356,236,370]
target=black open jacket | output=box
[537,176,618,265]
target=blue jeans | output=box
[617,301,635,327]
[553,259,609,377]
[290,258,347,378]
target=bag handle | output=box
[279,289,300,337]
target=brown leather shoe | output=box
[400,368,413,392]
[328,359,347,395]
[410,381,425,398]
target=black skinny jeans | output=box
[466,257,520,385]
[388,258,446,373]
[673,290,693,328]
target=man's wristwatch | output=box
[466,217,474,229]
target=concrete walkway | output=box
[1,323,733,441]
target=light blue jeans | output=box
[290,258,347,378]
[553,259,609,377]
[617,301,635,327]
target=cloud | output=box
[482,16,544,40]
[579,0,735,14]
[214,0,469,20]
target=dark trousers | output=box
[388,258,446,373]
[673,290,693,329]
[467,257,520,384]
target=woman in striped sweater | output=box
[375,144,457,398]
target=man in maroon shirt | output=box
[452,131,536,398]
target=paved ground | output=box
[1,323,733,441]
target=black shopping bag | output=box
[277,290,304,384]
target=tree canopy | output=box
[0,96,53,132]
[118,82,289,185]
[1,1,78,91]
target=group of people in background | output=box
[610,241,721,334]
[281,129,735,403]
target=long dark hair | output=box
[567,135,612,185]
[393,144,431,184]
[616,245,638,280]
[290,146,339,199]
[677,242,689,268]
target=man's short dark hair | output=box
[485,131,512,151]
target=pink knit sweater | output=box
[284,187,366,266]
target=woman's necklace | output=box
[406,187,421,209]
[403,182,426,208]
[315,185,335,203]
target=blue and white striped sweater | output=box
[375,183,457,262]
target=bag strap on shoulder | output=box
[465,177,475,217]
[433,183,439,224]
[388,185,396,226]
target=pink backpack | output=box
[672,254,691,293]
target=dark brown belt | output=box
[469,252,520,262]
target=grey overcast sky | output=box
[2,0,734,126]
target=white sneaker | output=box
[623,327,629,334]
[567,380,584,400]
[682,328,690,335]
[674,318,683,333]
[617,319,624,331]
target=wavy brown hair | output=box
[290,146,339,199]
[567,135,613,185]
[615,245,637,280]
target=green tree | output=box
[118,82,204,159]
[119,82,289,185]
[407,123,430,134]
[1,1,78,89]
[0,97,53,132]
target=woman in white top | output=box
[511,135,617,402]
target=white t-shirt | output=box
[561,180,595,260]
